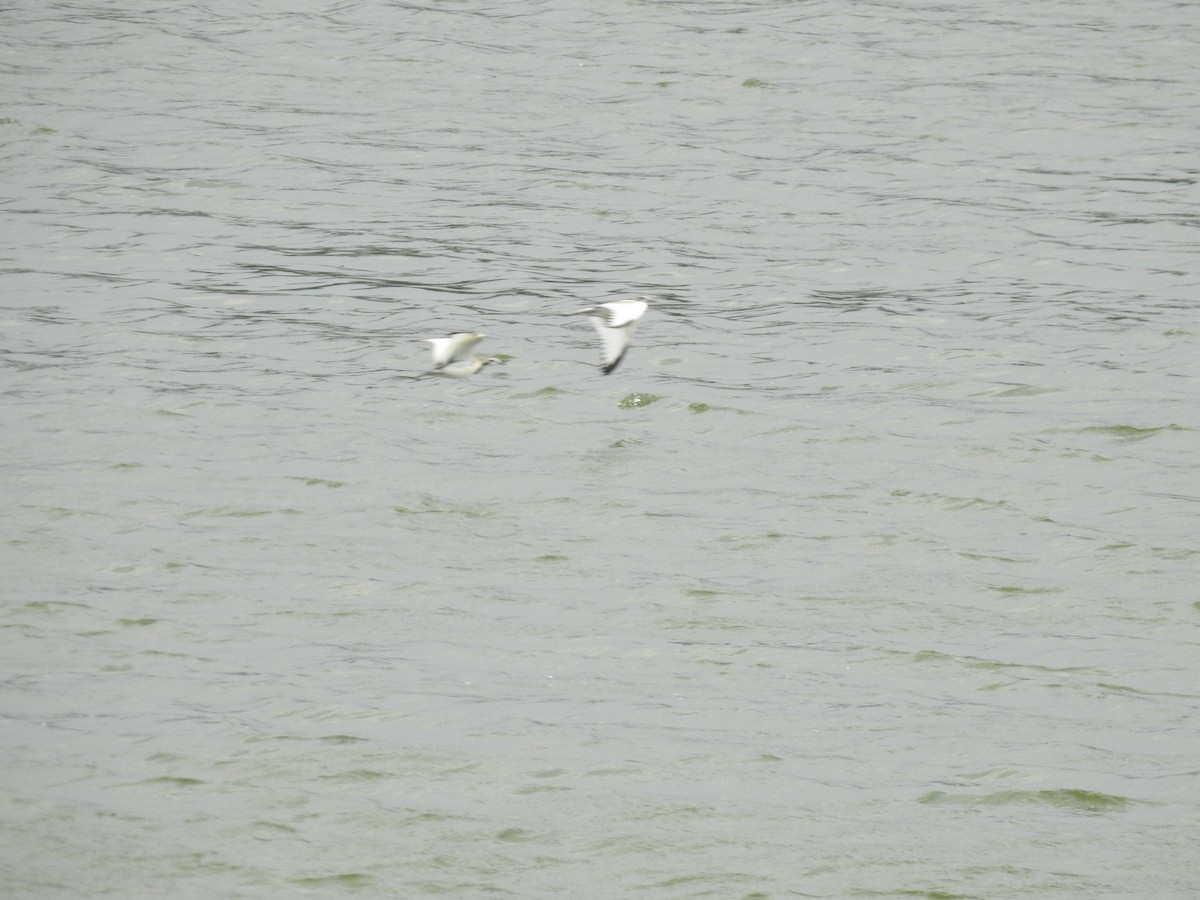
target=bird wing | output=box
[602,300,648,328]
[424,338,454,368]
[590,316,635,375]
[425,332,482,368]
[447,332,483,362]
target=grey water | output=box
[2,1,1199,897]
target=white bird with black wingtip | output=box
[573,296,649,374]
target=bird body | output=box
[573,297,649,374]
[430,355,503,378]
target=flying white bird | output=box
[429,355,504,378]
[573,297,649,374]
[423,332,485,370]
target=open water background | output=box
[2,1,1199,897]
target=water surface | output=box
[2,1,1198,896]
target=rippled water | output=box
[3,1,1198,897]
